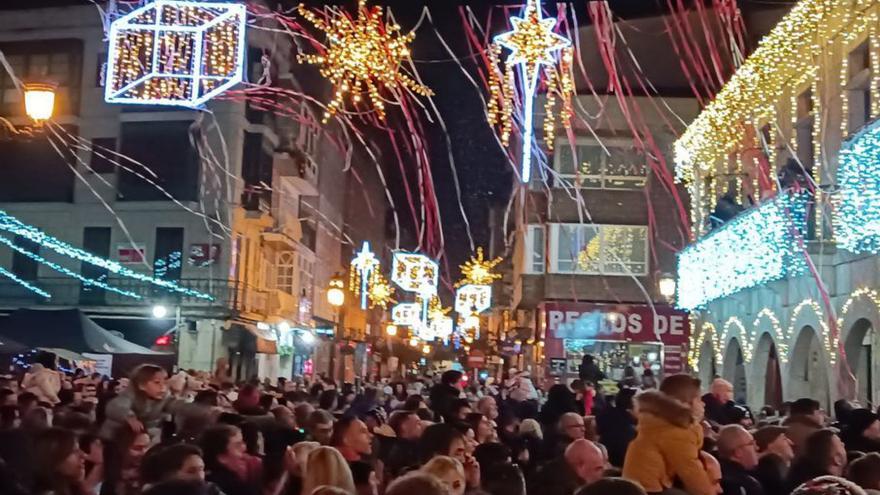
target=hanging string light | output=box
[349,242,379,310]
[296,0,433,122]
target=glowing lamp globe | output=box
[658,274,676,299]
[300,331,316,345]
[151,304,168,319]
[408,337,419,347]
[422,344,431,355]
[23,83,56,121]
[386,324,398,336]
[327,286,345,307]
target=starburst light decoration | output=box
[367,271,395,309]
[457,247,502,287]
[491,0,571,182]
[349,242,380,309]
[296,0,433,123]
[105,0,247,107]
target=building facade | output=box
[678,0,880,411]
[0,3,388,380]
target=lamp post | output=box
[327,273,345,383]
[0,81,56,138]
[658,273,677,302]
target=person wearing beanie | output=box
[753,426,794,495]
[841,409,880,454]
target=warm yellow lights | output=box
[327,276,345,307]
[457,247,502,287]
[23,83,55,122]
[367,272,395,309]
[422,344,431,355]
[386,324,397,336]
[297,0,433,122]
[408,337,419,347]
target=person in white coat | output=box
[22,360,62,406]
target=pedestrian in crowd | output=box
[784,398,827,456]
[574,477,647,495]
[847,452,880,493]
[753,425,795,494]
[429,370,463,422]
[787,428,848,491]
[702,378,736,427]
[421,456,466,495]
[716,424,764,495]
[301,446,357,495]
[100,364,184,443]
[841,409,880,453]
[595,387,637,468]
[330,416,373,462]
[623,374,715,495]
[529,439,604,495]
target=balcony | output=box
[0,277,273,318]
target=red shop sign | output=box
[541,302,690,346]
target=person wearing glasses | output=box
[717,425,765,495]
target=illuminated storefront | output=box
[540,301,689,381]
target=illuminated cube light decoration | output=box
[427,315,454,341]
[391,302,422,327]
[105,0,247,107]
[835,118,880,254]
[391,252,439,297]
[676,192,808,311]
[455,284,492,315]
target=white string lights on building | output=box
[677,193,808,311]
[104,0,247,107]
[835,118,880,253]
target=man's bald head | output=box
[711,378,733,403]
[565,439,604,486]
[559,412,586,440]
[700,452,723,495]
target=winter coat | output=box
[527,456,583,495]
[782,414,824,457]
[719,458,765,495]
[98,388,186,442]
[22,364,61,405]
[428,383,460,421]
[621,390,714,495]
[595,405,636,467]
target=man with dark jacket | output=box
[384,410,424,477]
[529,439,604,495]
[717,425,765,495]
[595,388,637,467]
[702,378,737,426]
[428,370,462,422]
[782,398,825,456]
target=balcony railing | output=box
[0,277,273,316]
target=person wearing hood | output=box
[429,370,462,422]
[783,398,826,457]
[578,355,605,386]
[841,409,880,453]
[622,374,715,495]
[22,352,62,406]
[595,387,637,468]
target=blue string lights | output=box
[0,211,213,300]
[0,266,51,299]
[677,192,809,310]
[835,118,880,254]
[0,235,142,299]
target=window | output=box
[80,227,111,304]
[0,40,82,117]
[524,225,545,274]
[847,40,871,133]
[153,228,184,282]
[795,88,815,171]
[276,252,296,295]
[299,254,314,302]
[11,235,39,281]
[89,138,117,174]
[554,140,647,189]
[550,224,648,275]
[118,121,200,201]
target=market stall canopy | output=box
[0,309,168,355]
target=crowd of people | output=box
[4,352,880,495]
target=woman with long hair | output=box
[31,427,86,495]
[300,447,356,495]
[101,426,151,495]
[201,424,261,495]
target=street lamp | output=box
[327,275,345,308]
[386,324,398,336]
[23,82,56,122]
[151,304,169,319]
[658,273,677,301]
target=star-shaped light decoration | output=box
[297,0,433,122]
[457,247,503,287]
[367,271,395,309]
[349,241,380,309]
[490,0,572,182]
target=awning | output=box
[0,309,168,355]
[228,322,277,354]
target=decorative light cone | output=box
[23,82,56,121]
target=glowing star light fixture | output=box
[367,272,395,309]
[676,192,808,310]
[105,0,247,108]
[494,0,570,182]
[835,119,880,254]
[349,242,379,309]
[297,0,433,122]
[457,247,502,287]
